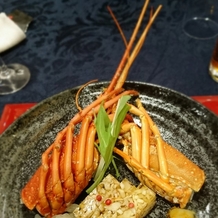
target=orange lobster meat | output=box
[114,99,205,208]
[21,1,205,217]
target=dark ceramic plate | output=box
[0,81,218,218]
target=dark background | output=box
[0,0,218,115]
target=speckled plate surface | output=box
[0,81,218,218]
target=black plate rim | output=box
[1,81,217,137]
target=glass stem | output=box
[0,56,10,80]
[0,56,8,71]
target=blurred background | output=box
[0,0,217,115]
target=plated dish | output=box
[0,81,218,217]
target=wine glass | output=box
[183,0,218,40]
[0,12,30,95]
[0,59,30,95]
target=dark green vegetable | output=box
[86,95,131,193]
